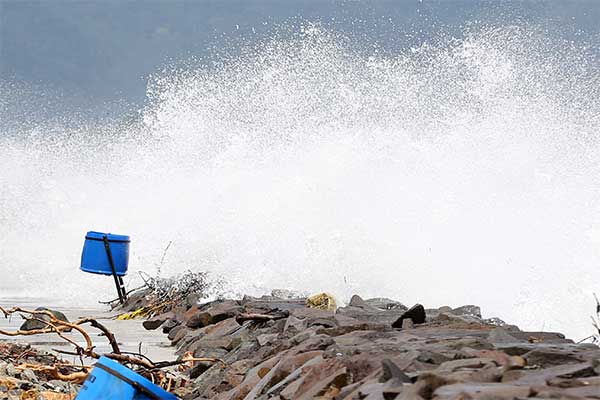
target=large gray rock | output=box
[336,306,407,326]
[241,295,307,314]
[185,300,242,328]
[142,311,175,330]
[487,327,526,345]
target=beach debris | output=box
[0,305,224,397]
[141,270,218,306]
[305,292,337,311]
[108,270,224,325]
[116,300,172,321]
[0,342,83,398]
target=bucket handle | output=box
[94,362,164,400]
[102,235,127,304]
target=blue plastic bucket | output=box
[80,231,130,276]
[76,356,177,400]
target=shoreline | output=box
[2,288,600,399]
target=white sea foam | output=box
[1,25,599,339]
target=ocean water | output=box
[1,25,599,340]
[0,298,174,361]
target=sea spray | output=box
[1,24,599,339]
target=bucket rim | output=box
[95,356,177,399]
[85,231,130,243]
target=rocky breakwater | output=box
[139,292,600,400]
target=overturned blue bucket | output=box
[76,356,177,400]
[81,231,130,276]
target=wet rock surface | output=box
[146,293,600,399]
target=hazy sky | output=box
[1,0,599,106]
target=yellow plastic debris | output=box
[116,307,149,320]
[115,301,171,320]
[305,293,337,311]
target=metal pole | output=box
[103,235,125,304]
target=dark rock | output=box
[171,326,191,345]
[182,305,200,327]
[392,304,426,328]
[186,300,242,328]
[162,318,179,334]
[336,305,407,326]
[142,311,175,330]
[189,362,211,379]
[19,307,71,332]
[167,325,187,341]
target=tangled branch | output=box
[0,305,225,390]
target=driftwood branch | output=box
[0,304,224,390]
[77,318,121,354]
[16,362,90,383]
[1,307,224,371]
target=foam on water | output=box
[1,25,600,339]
